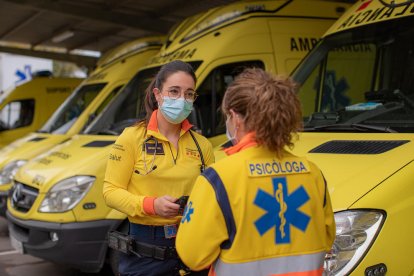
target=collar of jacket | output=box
[224,132,257,156]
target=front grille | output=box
[10,181,39,213]
[82,140,115,147]
[28,137,46,142]
[309,140,409,154]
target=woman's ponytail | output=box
[143,78,158,124]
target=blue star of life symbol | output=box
[181,201,194,223]
[254,176,310,244]
[314,70,350,112]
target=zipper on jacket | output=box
[168,142,178,164]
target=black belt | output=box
[131,240,178,260]
[129,222,178,239]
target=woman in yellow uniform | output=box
[176,68,335,276]
[103,60,214,275]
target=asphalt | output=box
[0,216,7,236]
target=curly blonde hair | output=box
[222,68,302,157]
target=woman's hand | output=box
[154,195,180,218]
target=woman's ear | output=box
[228,109,236,120]
[153,87,161,101]
[229,109,241,129]
[229,109,244,129]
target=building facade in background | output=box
[0,53,86,91]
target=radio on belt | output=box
[108,231,133,255]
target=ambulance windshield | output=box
[294,16,414,133]
[84,68,156,135]
[39,83,106,134]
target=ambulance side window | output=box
[196,60,264,137]
[0,99,34,130]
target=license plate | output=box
[10,235,24,254]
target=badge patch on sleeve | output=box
[181,201,194,223]
[145,142,165,155]
[247,158,310,177]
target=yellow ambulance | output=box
[286,0,414,274]
[6,0,350,273]
[0,74,81,148]
[0,36,163,215]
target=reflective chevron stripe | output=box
[212,251,325,276]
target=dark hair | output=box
[222,68,302,157]
[142,60,197,124]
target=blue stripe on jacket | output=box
[202,167,236,249]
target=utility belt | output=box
[108,223,179,260]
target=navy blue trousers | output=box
[119,224,180,276]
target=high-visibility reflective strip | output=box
[213,251,325,276]
[270,267,324,276]
[202,167,236,249]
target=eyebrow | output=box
[167,86,195,91]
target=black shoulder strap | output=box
[188,130,206,173]
[321,171,327,207]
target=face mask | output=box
[225,116,237,145]
[160,96,193,124]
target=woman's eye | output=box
[169,89,180,96]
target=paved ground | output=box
[0,217,112,276]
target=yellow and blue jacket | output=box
[176,134,335,275]
[103,110,214,226]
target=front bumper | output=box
[7,211,122,273]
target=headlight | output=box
[38,176,95,213]
[0,160,27,185]
[324,210,385,275]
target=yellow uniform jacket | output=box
[103,110,214,226]
[176,145,335,275]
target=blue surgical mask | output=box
[225,116,238,145]
[160,96,193,124]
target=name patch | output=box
[247,158,310,177]
[145,143,165,155]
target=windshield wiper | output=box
[304,123,396,133]
[393,89,414,109]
